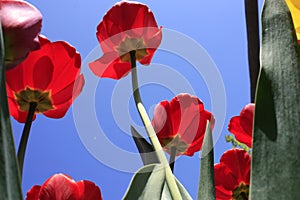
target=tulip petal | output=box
[89,52,131,79]
[33,56,54,90]
[228,103,254,147]
[38,174,79,199]
[219,149,251,185]
[77,180,102,200]
[25,185,41,200]
[0,0,42,69]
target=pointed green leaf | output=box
[131,126,159,165]
[123,164,192,200]
[197,122,215,200]
[0,20,23,199]
[250,0,300,199]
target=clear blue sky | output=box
[12,0,263,199]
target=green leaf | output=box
[123,164,192,200]
[0,21,23,199]
[244,0,260,103]
[250,0,300,199]
[197,122,215,200]
[131,126,159,165]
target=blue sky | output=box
[12,0,263,199]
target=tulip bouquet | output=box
[0,0,300,199]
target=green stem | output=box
[17,102,37,179]
[130,51,182,200]
[225,135,252,154]
[169,146,176,173]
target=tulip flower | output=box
[214,149,251,200]
[152,93,214,156]
[0,0,42,69]
[26,173,102,200]
[6,35,84,123]
[228,103,254,148]
[89,1,162,79]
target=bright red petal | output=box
[42,41,82,94]
[185,111,214,156]
[228,116,252,147]
[33,56,54,90]
[89,52,131,79]
[176,94,204,143]
[215,185,232,200]
[77,180,102,200]
[6,62,25,92]
[38,174,79,200]
[214,164,240,191]
[219,149,251,185]
[152,101,174,138]
[43,74,84,119]
[97,1,159,42]
[26,185,41,200]
[51,74,84,105]
[228,103,254,147]
[239,104,254,135]
[43,101,71,119]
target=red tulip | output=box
[0,0,42,69]
[6,35,84,123]
[26,173,102,200]
[89,1,162,79]
[228,103,254,148]
[214,149,251,200]
[151,93,214,156]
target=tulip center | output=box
[14,87,54,113]
[232,182,249,200]
[161,135,189,155]
[116,37,148,62]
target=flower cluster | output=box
[2,0,298,199]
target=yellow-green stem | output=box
[130,51,182,200]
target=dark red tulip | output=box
[0,0,42,69]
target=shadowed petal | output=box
[0,0,42,69]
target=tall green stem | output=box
[130,51,182,200]
[17,102,37,179]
